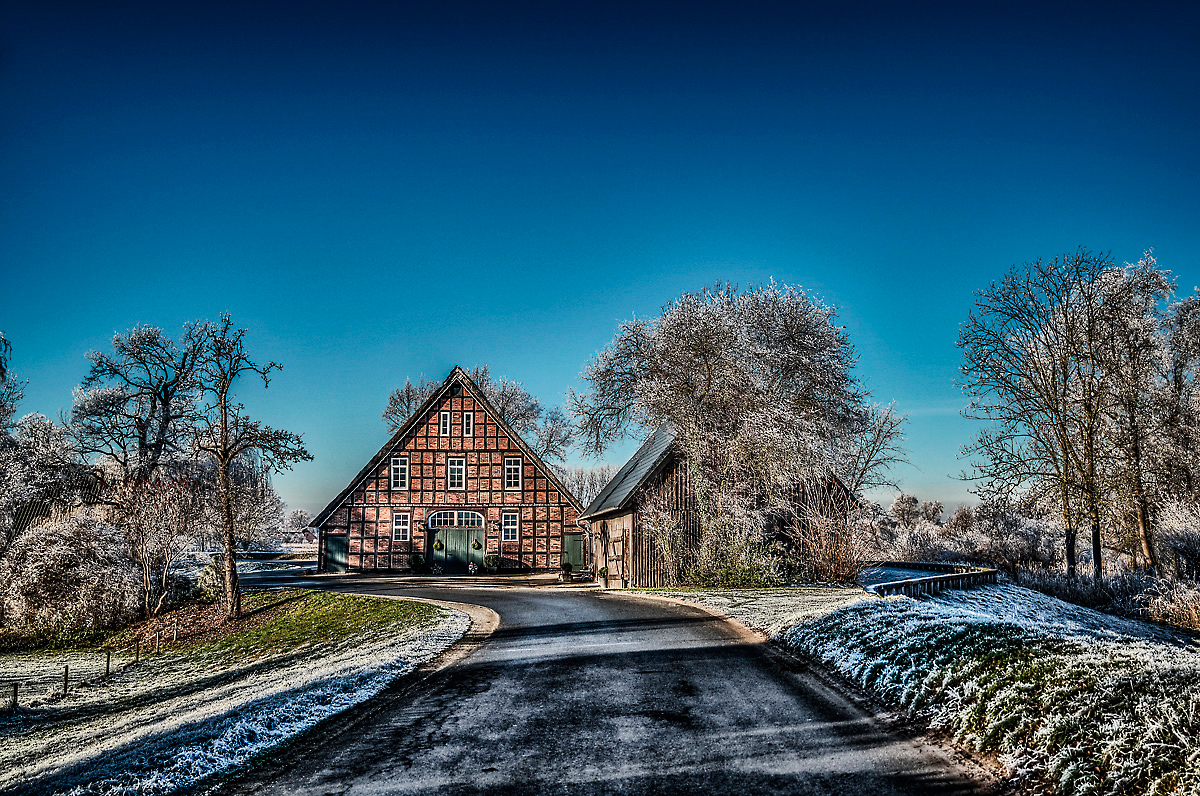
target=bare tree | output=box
[836,402,908,495]
[192,315,310,620]
[0,332,21,430]
[959,251,1114,578]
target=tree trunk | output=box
[1060,484,1076,579]
[219,456,241,620]
[1129,421,1157,571]
[1088,490,1103,581]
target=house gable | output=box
[314,366,584,572]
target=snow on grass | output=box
[0,593,470,796]
[777,584,1200,796]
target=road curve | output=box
[215,577,999,796]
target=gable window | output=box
[439,411,450,436]
[392,513,411,541]
[448,457,465,490]
[463,411,474,437]
[389,456,409,490]
[504,457,522,490]
[428,509,485,528]
[502,512,519,541]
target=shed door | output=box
[563,533,584,569]
[324,534,348,573]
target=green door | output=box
[467,528,486,570]
[429,527,488,574]
[563,533,584,570]
[324,534,348,573]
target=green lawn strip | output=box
[1,590,443,658]
[203,590,442,657]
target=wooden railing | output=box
[865,560,998,597]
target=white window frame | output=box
[502,512,519,542]
[448,457,465,490]
[428,509,485,528]
[390,456,409,490]
[463,411,474,437]
[439,411,450,436]
[504,457,522,490]
[392,513,411,541]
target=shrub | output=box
[687,558,780,589]
[0,515,142,637]
[198,554,225,602]
[408,553,424,570]
[483,554,499,569]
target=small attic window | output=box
[451,384,463,396]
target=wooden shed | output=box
[578,423,699,588]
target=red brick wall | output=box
[319,390,581,571]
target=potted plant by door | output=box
[483,554,500,574]
[559,561,574,583]
[408,553,424,574]
[597,566,608,588]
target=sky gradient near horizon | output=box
[3,1,1199,515]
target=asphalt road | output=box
[216,576,1000,796]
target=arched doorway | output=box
[426,510,486,574]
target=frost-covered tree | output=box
[944,504,975,535]
[224,453,286,551]
[571,282,867,580]
[920,499,944,525]
[889,493,920,530]
[192,315,310,619]
[115,468,206,617]
[552,463,618,505]
[958,248,1200,578]
[69,324,203,483]
[284,508,312,534]
[383,364,574,464]
[0,415,91,557]
[960,250,1117,578]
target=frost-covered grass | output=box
[645,586,870,635]
[0,590,469,796]
[777,585,1200,796]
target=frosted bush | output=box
[1159,500,1200,580]
[0,515,142,635]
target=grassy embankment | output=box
[0,588,439,656]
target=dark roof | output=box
[579,423,678,521]
[311,366,583,528]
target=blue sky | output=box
[2,1,1198,514]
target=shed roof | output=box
[579,423,678,521]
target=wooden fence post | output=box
[155,631,160,654]
[63,664,69,696]
[105,650,111,677]
[134,639,139,664]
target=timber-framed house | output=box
[313,367,586,574]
